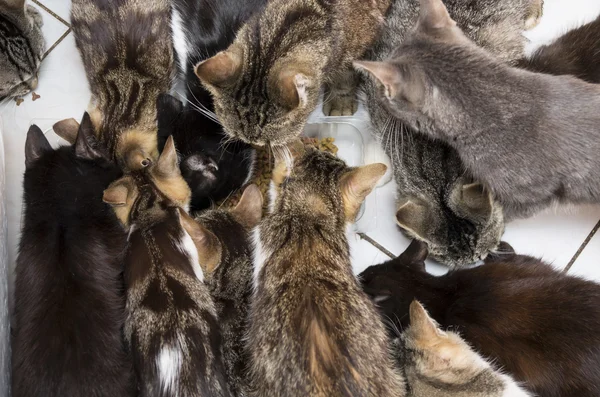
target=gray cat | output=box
[359,0,540,266]
[358,0,600,220]
[399,301,532,397]
[0,0,44,100]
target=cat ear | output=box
[409,300,442,339]
[418,0,456,31]
[74,112,108,161]
[341,163,387,221]
[278,70,311,109]
[398,239,428,270]
[396,199,429,238]
[195,44,243,88]
[25,125,51,168]
[53,118,80,144]
[231,184,263,229]
[353,61,401,100]
[451,182,494,220]
[155,136,180,178]
[103,179,132,206]
[176,208,222,275]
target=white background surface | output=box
[1,0,600,309]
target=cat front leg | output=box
[323,68,358,116]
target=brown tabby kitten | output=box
[399,301,532,397]
[247,145,405,396]
[70,0,173,171]
[196,185,263,396]
[194,0,392,146]
[103,137,232,397]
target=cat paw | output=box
[323,94,358,117]
[27,5,44,28]
[184,154,218,180]
[524,0,543,30]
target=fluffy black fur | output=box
[11,115,134,397]
[360,240,600,397]
[158,0,267,211]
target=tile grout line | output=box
[31,0,71,28]
[41,28,71,61]
[564,218,600,273]
[357,233,396,259]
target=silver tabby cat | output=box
[0,0,44,100]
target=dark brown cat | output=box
[518,15,600,83]
[194,0,392,146]
[360,240,600,397]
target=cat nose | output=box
[28,77,38,90]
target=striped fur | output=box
[195,0,392,146]
[105,141,233,397]
[71,0,174,170]
[247,147,405,396]
[360,0,538,267]
[0,0,44,99]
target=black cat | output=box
[12,114,133,397]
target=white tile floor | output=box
[1,0,600,304]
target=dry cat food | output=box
[217,137,338,212]
[32,92,40,101]
[15,98,24,106]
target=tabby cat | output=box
[0,0,44,99]
[518,15,600,83]
[247,144,405,396]
[195,185,262,396]
[103,137,231,397]
[399,301,532,397]
[194,0,392,146]
[359,0,600,220]
[357,0,540,266]
[12,115,134,397]
[70,0,173,171]
[360,240,600,397]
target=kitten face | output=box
[0,3,44,99]
[103,136,191,228]
[195,43,321,147]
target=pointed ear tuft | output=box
[75,112,107,161]
[341,163,387,221]
[25,125,51,168]
[409,300,441,339]
[396,199,429,238]
[278,70,311,109]
[231,184,263,229]
[418,0,456,30]
[177,208,222,275]
[53,118,80,144]
[155,136,180,177]
[398,239,428,269]
[103,181,130,206]
[195,44,243,88]
[353,61,401,100]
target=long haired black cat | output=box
[11,114,134,397]
[360,240,600,397]
[157,0,268,210]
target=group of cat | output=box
[5,0,600,395]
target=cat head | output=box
[194,38,322,147]
[102,136,191,228]
[402,301,531,396]
[178,185,262,287]
[24,113,122,213]
[360,239,429,326]
[354,0,499,138]
[268,143,387,228]
[0,0,45,99]
[397,182,504,267]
